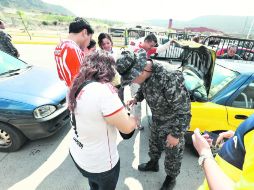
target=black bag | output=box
[119,130,135,139]
[74,80,135,140]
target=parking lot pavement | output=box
[0,104,203,190]
[0,119,203,190]
[0,44,204,190]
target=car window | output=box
[208,64,239,99]
[0,51,28,75]
[183,69,207,101]
[232,80,254,109]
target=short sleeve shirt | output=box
[69,82,124,173]
[54,40,84,87]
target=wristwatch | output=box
[198,153,214,167]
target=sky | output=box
[42,0,254,22]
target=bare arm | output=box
[203,158,234,190]
[192,128,234,190]
[104,108,137,134]
[156,41,171,53]
[216,130,235,146]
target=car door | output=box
[190,102,228,132]
[226,76,254,130]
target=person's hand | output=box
[215,130,235,146]
[126,98,137,108]
[166,134,179,148]
[202,133,213,146]
[192,128,212,156]
[129,114,138,129]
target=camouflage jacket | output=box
[0,31,19,57]
[135,61,191,138]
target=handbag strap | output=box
[71,80,94,138]
[74,80,94,98]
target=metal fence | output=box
[151,44,183,61]
[202,36,254,61]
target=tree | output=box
[17,10,31,40]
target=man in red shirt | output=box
[134,33,172,58]
[54,17,94,87]
[134,33,157,58]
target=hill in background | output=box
[144,15,254,36]
[1,0,254,39]
[0,0,74,16]
[0,0,124,34]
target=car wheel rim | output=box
[0,129,11,146]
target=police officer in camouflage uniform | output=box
[116,48,191,190]
[0,19,19,58]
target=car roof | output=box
[216,59,254,75]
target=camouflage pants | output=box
[148,120,185,178]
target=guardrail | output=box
[202,36,254,61]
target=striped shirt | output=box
[54,40,84,87]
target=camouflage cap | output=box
[116,48,147,86]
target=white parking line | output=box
[8,130,72,190]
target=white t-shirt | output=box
[70,82,124,173]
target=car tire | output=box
[0,122,27,152]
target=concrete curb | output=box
[14,41,127,48]
[14,41,58,45]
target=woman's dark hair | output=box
[69,17,94,34]
[144,33,157,44]
[98,33,113,49]
[68,51,116,112]
[87,39,96,50]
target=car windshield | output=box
[208,64,239,99]
[0,51,29,76]
[183,69,207,101]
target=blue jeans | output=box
[70,154,120,190]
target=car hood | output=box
[152,40,216,96]
[0,66,67,107]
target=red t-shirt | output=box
[54,40,84,87]
[134,42,157,58]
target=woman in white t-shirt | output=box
[68,51,136,190]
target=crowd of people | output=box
[1,16,253,190]
[54,17,254,190]
[53,17,192,190]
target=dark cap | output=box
[116,49,147,86]
[69,17,94,34]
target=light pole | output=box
[247,17,254,39]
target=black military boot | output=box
[138,159,159,172]
[159,175,176,190]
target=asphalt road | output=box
[0,44,204,190]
